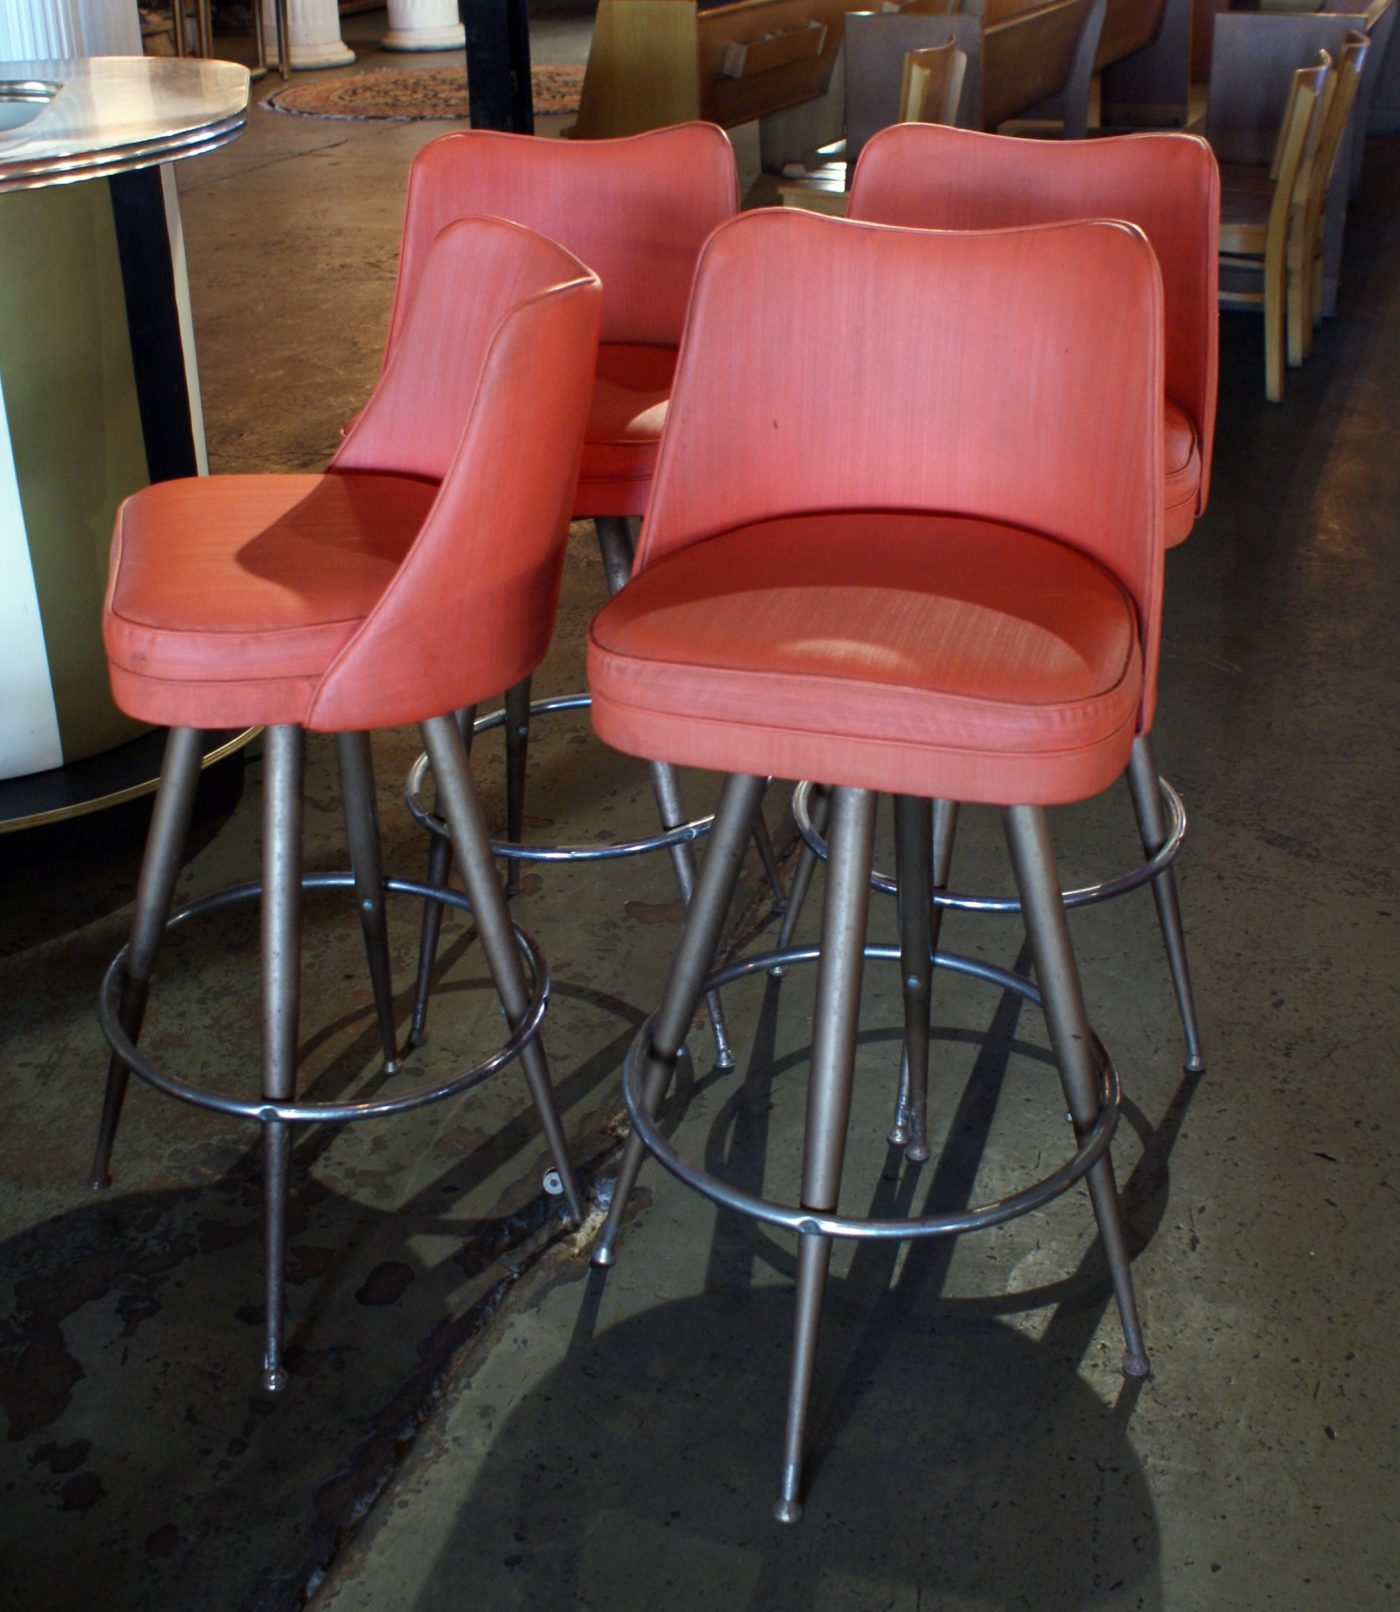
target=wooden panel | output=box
[573,0,700,136]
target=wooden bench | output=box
[573,0,1189,165]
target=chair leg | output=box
[503,676,531,897]
[1126,736,1205,1076]
[260,724,304,1393]
[591,772,768,1268]
[1003,804,1149,1379]
[751,803,789,914]
[1264,233,1287,402]
[889,796,933,1161]
[420,715,584,1225]
[595,514,736,1068]
[335,732,400,1075]
[1286,214,1309,370]
[409,705,475,1049]
[774,785,877,1524]
[776,784,830,954]
[90,727,206,1191]
[648,759,735,1069]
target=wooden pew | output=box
[573,0,854,152]
[573,0,1187,163]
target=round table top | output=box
[0,54,249,193]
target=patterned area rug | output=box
[262,64,584,120]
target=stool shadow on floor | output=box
[414,948,1202,1609]
[0,970,641,1611]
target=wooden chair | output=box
[1218,53,1330,400]
[899,38,968,123]
[779,37,967,215]
[1296,31,1369,355]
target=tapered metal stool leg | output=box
[889,798,958,1159]
[90,726,206,1191]
[1126,736,1205,1076]
[261,724,304,1392]
[335,732,400,1075]
[775,786,877,1523]
[503,677,531,897]
[421,715,584,1224]
[890,796,933,1161]
[751,805,788,914]
[777,785,829,954]
[595,515,737,1070]
[1003,805,1149,1378]
[649,759,735,1069]
[591,772,768,1268]
[409,705,475,1048]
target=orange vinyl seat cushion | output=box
[575,344,677,517]
[104,470,438,730]
[1163,398,1200,546]
[589,511,1144,807]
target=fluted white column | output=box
[260,0,355,71]
[0,0,141,60]
[382,0,464,52]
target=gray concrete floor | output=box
[1,11,1398,1609]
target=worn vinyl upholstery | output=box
[848,123,1219,545]
[588,210,1164,807]
[105,217,601,731]
[388,124,738,517]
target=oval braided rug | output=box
[262,64,584,120]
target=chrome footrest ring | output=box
[99,873,548,1125]
[791,778,1187,913]
[622,943,1121,1241]
[404,693,715,864]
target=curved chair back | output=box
[847,123,1219,520]
[387,123,738,355]
[898,39,968,123]
[636,208,1166,727]
[310,216,601,730]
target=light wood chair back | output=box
[1218,52,1330,400]
[898,39,969,121]
[1296,30,1368,343]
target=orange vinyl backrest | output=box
[848,124,1219,519]
[634,208,1167,730]
[388,123,739,353]
[308,216,601,731]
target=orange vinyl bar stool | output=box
[586,207,1161,1519]
[777,124,1219,1123]
[387,125,762,1067]
[91,217,601,1390]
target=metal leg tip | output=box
[262,1364,289,1393]
[773,1481,803,1525]
[407,1026,429,1050]
[887,1122,909,1146]
[767,963,787,979]
[590,1230,619,1269]
[382,1057,401,1077]
[1121,1350,1151,1380]
[89,1172,112,1193]
[905,1140,931,1164]
[1184,1054,1206,1077]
